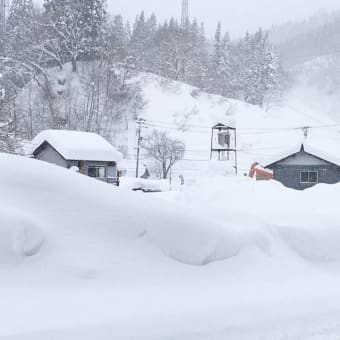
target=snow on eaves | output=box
[262,140,340,168]
[28,130,122,162]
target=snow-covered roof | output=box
[29,130,122,162]
[263,142,340,168]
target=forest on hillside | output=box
[0,0,282,152]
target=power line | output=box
[141,118,340,135]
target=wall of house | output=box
[35,144,67,168]
[35,144,118,184]
[269,151,340,190]
[273,164,340,190]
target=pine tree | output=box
[234,28,282,106]
[212,22,223,73]
[101,15,128,64]
[129,11,157,70]
[211,23,235,97]
[5,0,35,59]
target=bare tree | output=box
[142,130,185,179]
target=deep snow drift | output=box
[0,153,239,267]
[2,154,340,339]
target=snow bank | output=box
[0,210,44,262]
[0,153,240,266]
[2,152,340,267]
[2,154,340,339]
[145,209,240,265]
[172,174,340,263]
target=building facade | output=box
[30,130,122,185]
[265,145,340,190]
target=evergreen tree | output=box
[5,0,35,58]
[212,22,223,73]
[101,15,128,64]
[146,18,209,87]
[211,23,235,97]
[235,28,282,106]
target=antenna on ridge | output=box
[0,0,9,37]
[181,0,189,27]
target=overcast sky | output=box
[108,0,340,37]
[33,0,340,37]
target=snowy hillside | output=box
[124,73,340,179]
[286,55,340,122]
[16,68,340,179]
[2,154,340,339]
[269,10,340,67]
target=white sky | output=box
[108,0,340,37]
[33,0,340,37]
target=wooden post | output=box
[210,128,214,160]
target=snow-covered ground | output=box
[2,153,340,339]
[7,65,340,339]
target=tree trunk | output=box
[72,57,77,73]
[162,161,167,179]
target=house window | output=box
[300,171,318,184]
[88,166,106,178]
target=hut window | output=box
[88,166,106,178]
[300,171,318,184]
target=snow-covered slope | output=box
[17,66,340,179]
[2,154,340,339]
[126,73,340,178]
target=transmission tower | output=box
[181,0,189,27]
[0,0,9,37]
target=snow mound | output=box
[0,153,241,266]
[145,209,240,265]
[278,224,340,262]
[173,174,340,263]
[3,154,340,339]
[0,210,44,261]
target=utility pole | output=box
[135,118,146,178]
[303,126,310,139]
[234,130,238,176]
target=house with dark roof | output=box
[264,144,340,190]
[29,130,122,185]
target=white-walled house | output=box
[29,130,122,185]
